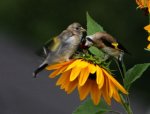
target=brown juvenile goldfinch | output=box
[33,22,86,77]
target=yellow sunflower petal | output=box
[70,67,81,81]
[144,24,150,32]
[102,68,128,94]
[90,81,101,105]
[148,36,150,41]
[49,69,60,78]
[147,44,150,49]
[46,60,74,70]
[46,64,62,70]
[67,79,78,94]
[78,80,91,100]
[96,65,104,89]
[60,74,70,90]
[49,65,68,78]
[65,59,82,71]
[76,60,88,68]
[136,0,150,9]
[88,63,96,74]
[113,88,122,103]
[56,70,71,86]
[79,67,90,86]
[110,77,128,94]
[64,78,70,92]
[108,80,114,98]
[136,0,142,6]
[102,77,111,105]
[136,0,140,7]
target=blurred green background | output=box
[0,0,149,56]
[0,0,150,113]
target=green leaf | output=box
[86,12,104,35]
[124,63,150,90]
[72,99,110,114]
[88,46,105,57]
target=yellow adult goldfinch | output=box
[33,22,86,77]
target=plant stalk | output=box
[118,61,133,114]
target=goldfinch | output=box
[33,22,86,77]
[85,32,128,74]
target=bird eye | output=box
[87,37,93,42]
[76,27,80,30]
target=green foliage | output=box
[72,13,111,114]
[73,12,150,114]
[86,13,106,64]
[74,13,107,65]
[72,99,110,114]
[86,12,104,35]
[124,63,150,90]
[88,46,105,57]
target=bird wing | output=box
[58,30,73,41]
[101,38,115,48]
[101,37,129,53]
[117,42,130,54]
[55,30,73,54]
[41,36,61,57]
[48,37,61,52]
[42,30,73,57]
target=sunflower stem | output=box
[115,60,124,82]
[118,61,133,114]
[120,94,133,114]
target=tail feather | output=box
[33,63,48,78]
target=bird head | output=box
[85,33,102,46]
[85,35,94,47]
[67,22,86,36]
[85,32,116,47]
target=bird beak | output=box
[85,37,93,46]
[86,37,94,43]
[81,27,86,32]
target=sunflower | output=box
[145,44,150,50]
[144,24,150,32]
[136,0,150,13]
[46,59,128,105]
[144,24,150,51]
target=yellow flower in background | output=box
[136,0,150,12]
[144,24,150,50]
[144,24,150,32]
[136,0,149,8]
[46,59,128,105]
[146,44,150,50]
[148,36,150,41]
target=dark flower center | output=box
[88,73,96,80]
